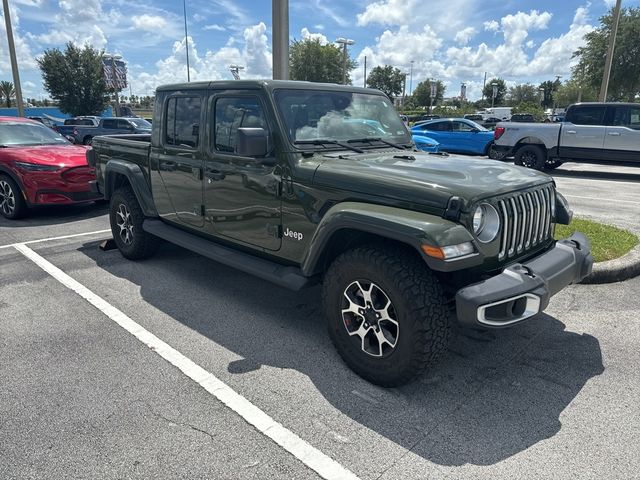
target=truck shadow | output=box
[80,241,604,467]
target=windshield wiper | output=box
[294,139,364,153]
[346,137,407,150]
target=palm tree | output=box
[0,81,15,108]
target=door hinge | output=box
[267,223,282,238]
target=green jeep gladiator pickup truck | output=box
[88,80,593,386]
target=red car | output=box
[0,116,101,219]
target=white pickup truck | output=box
[493,102,640,170]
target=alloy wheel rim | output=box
[341,280,399,357]
[521,152,536,167]
[0,180,15,216]
[115,203,134,245]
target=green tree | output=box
[511,102,546,121]
[482,78,507,106]
[0,81,15,107]
[538,79,562,109]
[38,42,110,116]
[506,84,539,105]
[289,38,356,84]
[411,79,446,108]
[555,78,598,107]
[365,65,405,100]
[573,7,640,102]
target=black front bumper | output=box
[455,232,593,328]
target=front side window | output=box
[568,106,606,126]
[427,121,451,132]
[213,96,267,153]
[117,119,132,129]
[165,96,202,148]
[103,119,117,129]
[274,89,410,144]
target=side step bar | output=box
[143,219,311,291]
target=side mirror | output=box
[236,127,269,158]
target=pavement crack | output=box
[143,403,217,442]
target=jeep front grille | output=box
[497,185,554,261]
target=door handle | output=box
[608,132,621,136]
[205,169,225,181]
[565,130,577,134]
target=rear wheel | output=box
[322,245,450,387]
[109,186,160,259]
[487,142,505,160]
[0,175,27,219]
[544,158,563,170]
[514,144,546,170]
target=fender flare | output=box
[300,202,476,276]
[0,165,30,205]
[104,159,158,217]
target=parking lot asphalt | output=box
[1,162,639,479]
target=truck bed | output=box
[90,134,152,187]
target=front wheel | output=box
[0,175,28,219]
[322,245,450,387]
[544,158,563,170]
[514,144,546,170]
[109,187,160,260]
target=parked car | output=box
[510,113,536,123]
[479,116,503,129]
[411,118,500,157]
[74,117,152,145]
[27,116,60,129]
[493,102,640,170]
[412,133,440,152]
[463,114,484,122]
[88,80,592,386]
[54,116,101,138]
[0,117,101,219]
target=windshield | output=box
[274,89,411,146]
[128,118,152,128]
[0,122,70,146]
[465,120,489,131]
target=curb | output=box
[580,243,640,284]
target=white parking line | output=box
[14,243,360,480]
[562,194,640,206]
[0,229,111,250]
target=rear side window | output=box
[213,96,267,153]
[165,96,202,148]
[567,106,606,126]
[612,106,640,130]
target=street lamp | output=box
[491,82,498,108]
[401,71,409,110]
[409,60,414,96]
[335,37,354,85]
[429,79,438,113]
[229,65,245,80]
[183,0,190,82]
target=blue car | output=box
[412,133,440,153]
[411,118,498,157]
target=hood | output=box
[4,144,89,168]
[313,150,552,212]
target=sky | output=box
[0,0,637,102]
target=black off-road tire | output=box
[322,245,450,387]
[514,144,546,170]
[109,186,160,260]
[0,174,28,219]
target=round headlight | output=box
[473,203,501,243]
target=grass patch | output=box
[555,217,639,263]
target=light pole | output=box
[401,72,409,110]
[183,0,190,82]
[229,65,245,80]
[539,87,545,108]
[599,0,622,102]
[335,37,354,85]
[429,79,437,113]
[2,0,24,116]
[408,60,414,96]
[491,82,498,108]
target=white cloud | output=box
[0,4,39,73]
[484,20,499,32]
[132,22,272,95]
[455,27,476,45]
[314,24,325,30]
[203,24,226,32]
[357,0,418,27]
[131,15,168,32]
[300,27,328,45]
